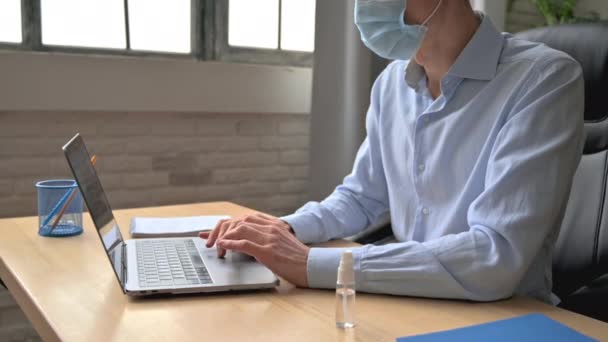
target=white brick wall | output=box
[0,112,311,218]
[0,111,311,339]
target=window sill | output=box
[0,50,312,114]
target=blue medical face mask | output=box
[354,0,442,60]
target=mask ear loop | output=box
[421,0,443,27]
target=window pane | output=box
[41,0,126,49]
[0,0,22,43]
[128,0,190,53]
[281,0,315,52]
[229,0,279,49]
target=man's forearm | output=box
[305,229,524,302]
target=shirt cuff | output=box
[307,248,343,288]
[307,247,365,289]
[281,212,323,244]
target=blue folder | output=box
[397,313,597,342]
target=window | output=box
[41,0,127,49]
[40,0,190,53]
[128,0,191,53]
[216,0,315,66]
[0,0,315,67]
[226,0,316,52]
[0,0,22,43]
[280,0,316,53]
[228,0,279,50]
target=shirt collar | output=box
[405,13,504,90]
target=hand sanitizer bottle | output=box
[336,250,356,328]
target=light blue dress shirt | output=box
[282,15,584,303]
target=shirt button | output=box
[418,164,426,172]
[422,207,430,215]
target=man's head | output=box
[354,0,444,61]
[354,0,476,63]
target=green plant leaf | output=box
[529,0,578,25]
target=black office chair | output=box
[516,23,608,322]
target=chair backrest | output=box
[516,23,608,298]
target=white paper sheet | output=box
[129,215,231,238]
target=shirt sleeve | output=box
[305,57,585,302]
[281,68,391,244]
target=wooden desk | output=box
[0,202,606,341]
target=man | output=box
[201,0,584,304]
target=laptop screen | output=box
[63,134,126,291]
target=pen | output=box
[48,155,97,232]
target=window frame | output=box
[212,0,313,67]
[0,0,313,67]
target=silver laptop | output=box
[63,134,278,296]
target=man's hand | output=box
[199,213,309,287]
[200,213,294,257]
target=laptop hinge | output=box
[121,243,128,287]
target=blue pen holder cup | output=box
[36,180,83,237]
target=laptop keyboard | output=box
[136,239,213,288]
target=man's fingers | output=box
[205,220,224,246]
[205,227,219,247]
[213,219,229,231]
[220,223,270,245]
[206,219,230,247]
[216,220,241,257]
[217,239,265,257]
[206,214,281,256]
